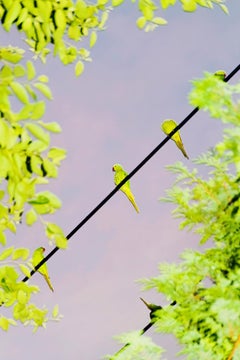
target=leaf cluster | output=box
[0,0,110,74]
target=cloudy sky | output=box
[1,1,240,359]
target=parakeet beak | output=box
[112,166,115,172]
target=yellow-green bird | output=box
[32,247,54,292]
[161,119,189,159]
[214,69,226,80]
[112,163,139,213]
[140,297,162,320]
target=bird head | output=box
[214,70,226,80]
[112,163,122,172]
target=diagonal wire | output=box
[22,63,240,282]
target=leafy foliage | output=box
[0,0,228,62]
[0,0,110,73]
[0,46,66,330]
[0,245,62,331]
[105,331,165,359]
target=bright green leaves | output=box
[89,31,98,48]
[137,0,167,31]
[112,0,125,7]
[0,55,66,323]
[33,82,53,100]
[26,123,50,144]
[179,0,229,13]
[0,316,16,331]
[28,191,62,215]
[135,0,227,31]
[10,81,29,104]
[0,244,61,331]
[25,208,37,225]
[1,0,107,74]
[75,60,85,77]
[189,72,240,125]
[180,0,197,11]
[107,331,164,359]
[26,60,36,81]
[160,0,176,9]
[2,1,22,32]
[45,222,67,249]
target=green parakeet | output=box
[140,297,162,320]
[32,247,54,292]
[214,69,226,80]
[112,163,139,213]
[161,119,189,159]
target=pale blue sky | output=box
[1,1,240,359]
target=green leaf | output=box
[181,0,197,12]
[136,17,146,29]
[37,75,49,83]
[0,191,5,201]
[52,304,59,318]
[45,222,67,249]
[33,83,52,100]
[99,11,109,30]
[0,47,24,63]
[28,191,61,214]
[0,317,10,331]
[48,147,66,165]
[54,9,66,30]
[112,0,125,7]
[0,231,6,246]
[16,104,34,120]
[39,121,61,133]
[28,195,49,206]
[42,158,58,177]
[12,248,30,261]
[31,101,46,120]
[75,61,84,77]
[26,61,36,80]
[160,0,176,9]
[26,123,50,144]
[24,84,37,101]
[68,25,81,41]
[13,65,25,78]
[3,1,21,31]
[219,4,229,14]
[25,208,38,225]
[41,191,62,209]
[0,247,14,261]
[6,221,16,233]
[17,290,28,305]
[10,82,29,104]
[89,31,97,48]
[19,264,31,278]
[152,17,167,25]
[28,140,49,152]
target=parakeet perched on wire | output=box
[161,119,189,159]
[214,69,226,80]
[140,297,162,320]
[32,247,54,292]
[112,163,139,213]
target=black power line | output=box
[22,63,240,282]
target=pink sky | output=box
[1,2,240,359]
